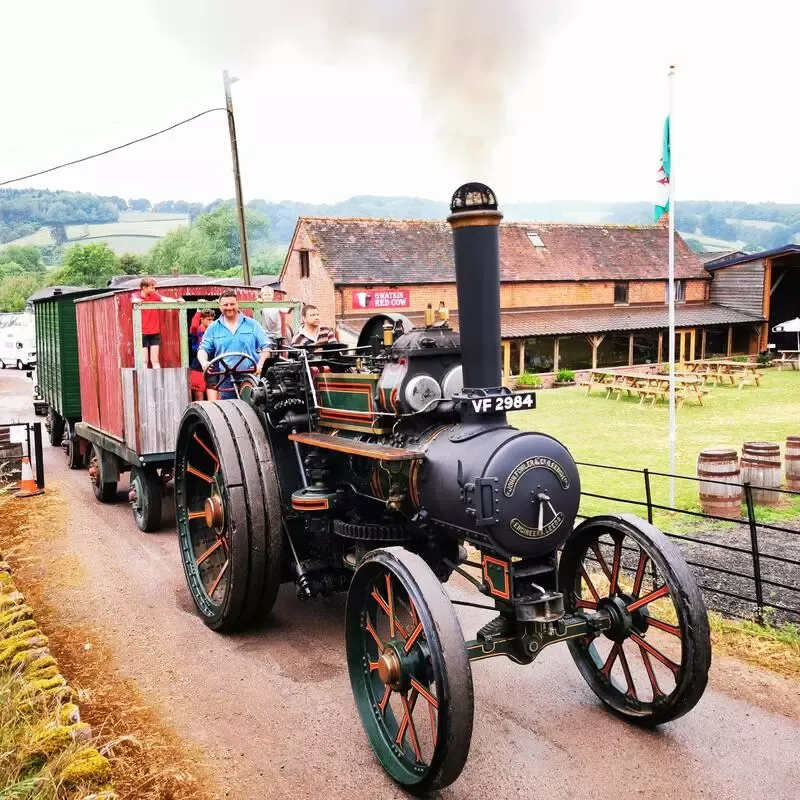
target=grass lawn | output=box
[514,367,800,527]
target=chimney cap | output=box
[450,182,497,213]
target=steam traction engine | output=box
[174,184,711,793]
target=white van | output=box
[0,327,36,369]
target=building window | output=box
[557,336,593,371]
[299,250,310,278]
[614,282,629,305]
[523,337,555,373]
[665,279,685,303]
[731,325,752,355]
[526,232,545,247]
[705,328,727,358]
[509,339,522,376]
[597,333,631,367]
[632,330,659,364]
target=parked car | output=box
[0,328,36,369]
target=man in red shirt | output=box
[131,278,183,368]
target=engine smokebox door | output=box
[482,432,581,558]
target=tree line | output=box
[6,186,800,252]
[0,204,283,311]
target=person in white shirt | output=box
[259,285,292,340]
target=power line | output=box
[0,108,228,188]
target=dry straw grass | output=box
[0,490,216,800]
[709,613,800,679]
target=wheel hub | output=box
[377,648,402,686]
[598,595,634,643]
[204,495,224,529]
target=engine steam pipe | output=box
[447,183,504,392]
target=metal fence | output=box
[0,421,45,492]
[575,461,800,625]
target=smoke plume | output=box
[150,0,570,176]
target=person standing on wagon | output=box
[131,278,184,368]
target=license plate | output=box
[470,391,536,414]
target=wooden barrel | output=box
[786,436,800,491]
[740,441,782,506]
[697,448,742,518]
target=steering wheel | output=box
[203,352,258,395]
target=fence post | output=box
[32,422,45,490]
[643,468,654,524]
[743,482,764,624]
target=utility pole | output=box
[223,70,251,285]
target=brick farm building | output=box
[279,216,765,383]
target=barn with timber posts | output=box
[703,244,800,352]
[279,216,765,382]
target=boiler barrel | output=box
[740,441,782,506]
[696,448,741,519]
[786,435,800,491]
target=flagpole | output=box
[667,65,677,508]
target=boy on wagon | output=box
[131,277,184,368]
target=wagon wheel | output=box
[63,421,83,470]
[87,444,117,503]
[129,465,162,533]
[175,400,283,631]
[46,408,64,448]
[346,547,474,793]
[559,514,711,726]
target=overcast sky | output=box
[1,0,796,205]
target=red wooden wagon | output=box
[72,283,294,531]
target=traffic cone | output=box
[15,457,43,498]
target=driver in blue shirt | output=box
[197,290,272,398]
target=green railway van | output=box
[31,287,105,467]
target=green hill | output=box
[8,212,190,254]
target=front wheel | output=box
[46,408,64,448]
[346,548,474,794]
[63,421,83,469]
[88,444,117,503]
[175,400,283,631]
[129,466,162,532]
[559,514,711,726]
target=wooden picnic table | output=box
[583,369,708,407]
[776,350,800,370]
[683,359,762,388]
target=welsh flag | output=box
[654,115,671,222]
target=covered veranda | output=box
[500,304,764,379]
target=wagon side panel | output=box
[35,299,57,414]
[95,295,125,440]
[137,367,190,454]
[118,292,135,369]
[58,298,83,419]
[77,295,125,441]
[77,300,102,431]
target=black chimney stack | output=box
[447,183,503,391]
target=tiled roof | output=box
[499,303,763,338]
[705,244,800,270]
[299,218,709,285]
[342,303,762,340]
[698,250,745,269]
